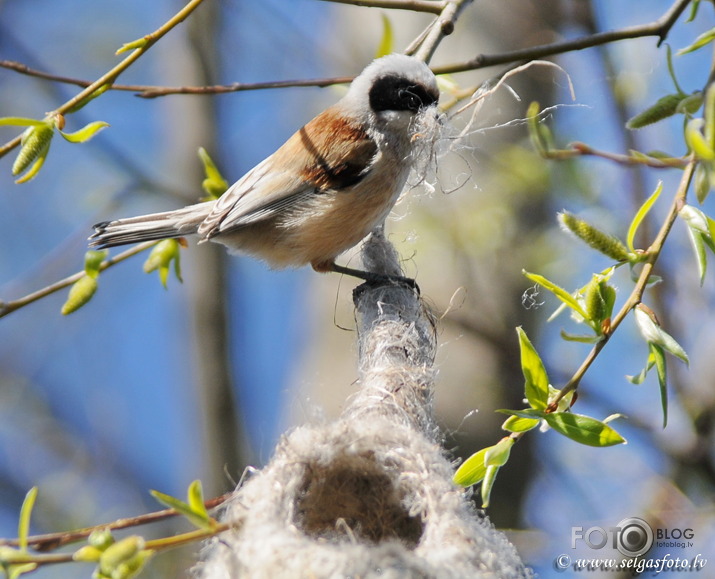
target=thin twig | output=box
[555,142,690,169]
[0,61,353,98]
[433,0,692,74]
[412,0,473,63]
[0,0,209,159]
[317,0,445,13]
[0,493,233,551]
[0,241,156,319]
[0,0,691,99]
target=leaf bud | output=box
[61,275,98,315]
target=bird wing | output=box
[199,107,377,238]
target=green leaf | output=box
[84,249,108,279]
[650,344,668,428]
[695,163,713,204]
[633,306,689,365]
[61,275,98,315]
[151,484,212,530]
[65,84,111,114]
[484,437,514,467]
[627,181,662,252]
[523,271,589,321]
[516,327,549,410]
[453,446,490,487]
[0,117,51,128]
[685,118,715,160]
[17,488,37,553]
[480,465,500,508]
[627,347,657,385]
[686,0,701,22]
[527,101,554,155]
[543,412,626,447]
[684,224,707,285]
[143,239,182,288]
[705,84,715,148]
[375,14,394,58]
[676,91,704,116]
[187,480,209,522]
[502,414,540,433]
[198,147,229,200]
[559,330,602,343]
[59,120,110,143]
[677,26,715,55]
[496,407,545,420]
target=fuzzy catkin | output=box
[194,228,531,579]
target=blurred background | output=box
[0,0,713,577]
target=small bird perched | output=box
[89,54,440,282]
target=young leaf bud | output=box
[61,275,98,315]
[634,304,689,365]
[558,212,630,262]
[679,204,710,235]
[98,536,145,574]
[143,239,182,288]
[73,545,103,562]
[88,529,115,550]
[84,249,108,279]
[585,277,608,329]
[198,147,229,200]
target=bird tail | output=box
[89,202,213,249]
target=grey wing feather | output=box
[197,157,315,239]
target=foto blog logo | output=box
[571,517,654,557]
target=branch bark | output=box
[194,231,530,578]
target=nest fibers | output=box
[194,232,531,579]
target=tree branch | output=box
[549,157,697,408]
[0,0,692,100]
[0,241,156,319]
[434,0,692,74]
[0,0,209,159]
[317,0,445,13]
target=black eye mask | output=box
[369,75,438,113]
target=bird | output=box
[89,54,440,283]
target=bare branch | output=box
[0,0,692,101]
[412,0,473,63]
[317,0,445,13]
[0,0,209,159]
[435,0,691,74]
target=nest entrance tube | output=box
[196,231,531,578]
[294,454,424,547]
